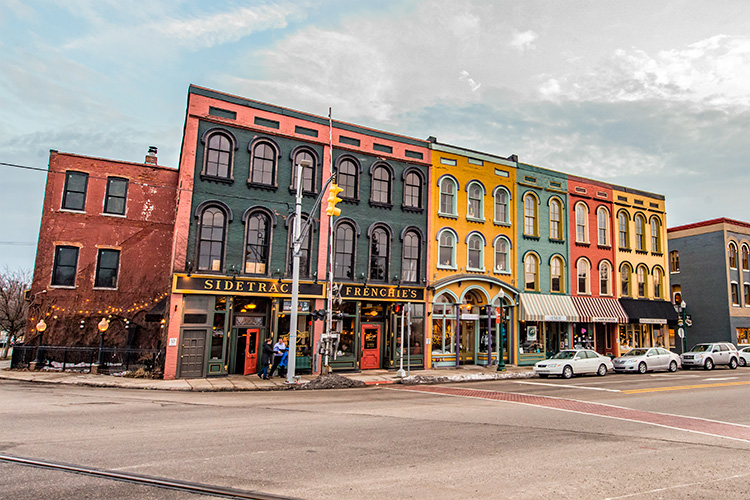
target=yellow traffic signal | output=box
[326,183,343,217]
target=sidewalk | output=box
[0,358,535,392]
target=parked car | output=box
[738,346,750,367]
[613,347,680,373]
[534,349,613,379]
[680,342,739,370]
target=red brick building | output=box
[26,149,179,349]
[567,175,627,356]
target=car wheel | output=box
[562,365,573,379]
[729,357,738,370]
[638,362,647,374]
[669,360,678,372]
[704,358,714,370]
[538,374,549,379]
[740,357,747,367]
[597,364,607,376]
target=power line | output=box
[0,242,36,246]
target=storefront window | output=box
[520,323,543,353]
[573,324,593,349]
[336,301,357,358]
[737,328,750,345]
[277,306,312,359]
[432,296,456,354]
[210,296,228,360]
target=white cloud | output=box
[510,30,538,52]
[544,35,750,107]
[459,70,481,92]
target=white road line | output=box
[705,377,739,381]
[604,472,750,499]
[515,381,621,392]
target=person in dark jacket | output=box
[258,337,273,380]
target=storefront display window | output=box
[432,297,456,354]
[278,300,312,359]
[210,296,227,360]
[573,324,593,349]
[337,301,357,358]
[737,328,750,345]
[520,323,543,353]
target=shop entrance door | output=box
[595,324,606,355]
[459,320,476,364]
[361,324,381,369]
[180,329,207,378]
[243,328,260,375]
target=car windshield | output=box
[551,351,577,359]
[622,349,648,357]
[689,344,711,352]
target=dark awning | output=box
[144,297,168,322]
[618,298,678,325]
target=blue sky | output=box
[2,0,749,272]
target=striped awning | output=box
[571,296,629,323]
[519,293,580,322]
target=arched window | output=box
[467,182,484,220]
[403,170,423,209]
[370,165,392,205]
[618,211,630,249]
[249,141,277,186]
[291,149,315,193]
[494,187,510,224]
[286,214,311,277]
[337,158,358,200]
[599,260,612,296]
[437,229,456,268]
[494,236,510,273]
[467,233,484,271]
[204,132,233,179]
[577,258,591,294]
[197,207,226,272]
[635,214,646,251]
[650,217,662,253]
[524,193,538,236]
[549,198,562,239]
[439,177,458,216]
[653,267,664,299]
[368,226,389,282]
[637,265,648,297]
[575,203,589,243]
[244,211,271,275]
[729,242,739,268]
[334,221,356,279]
[670,250,680,273]
[597,207,610,246]
[620,263,632,297]
[743,245,750,270]
[551,256,564,293]
[524,253,539,291]
[401,230,421,283]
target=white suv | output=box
[680,342,739,370]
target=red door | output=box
[243,328,260,375]
[361,324,381,369]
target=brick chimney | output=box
[145,146,158,165]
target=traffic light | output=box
[326,183,343,217]
[311,309,327,321]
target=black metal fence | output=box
[10,345,164,378]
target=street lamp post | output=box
[32,319,47,370]
[287,158,312,384]
[497,290,506,371]
[676,300,687,354]
[95,318,109,373]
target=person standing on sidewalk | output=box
[268,337,286,378]
[258,338,274,380]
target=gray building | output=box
[668,218,750,350]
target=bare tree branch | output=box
[0,267,31,359]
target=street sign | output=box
[678,327,684,338]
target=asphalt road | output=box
[2,368,750,500]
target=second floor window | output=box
[551,257,563,293]
[577,259,590,294]
[334,222,355,279]
[494,237,509,273]
[244,212,270,275]
[524,254,539,291]
[621,264,632,296]
[670,250,680,273]
[94,249,120,288]
[653,267,663,299]
[51,245,79,287]
[600,261,611,296]
[438,230,456,268]
[467,234,483,270]
[104,177,128,215]
[637,266,647,297]
[401,230,420,283]
[287,214,310,277]
[62,171,88,211]
[369,227,389,282]
[198,207,226,272]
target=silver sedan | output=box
[613,347,680,373]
